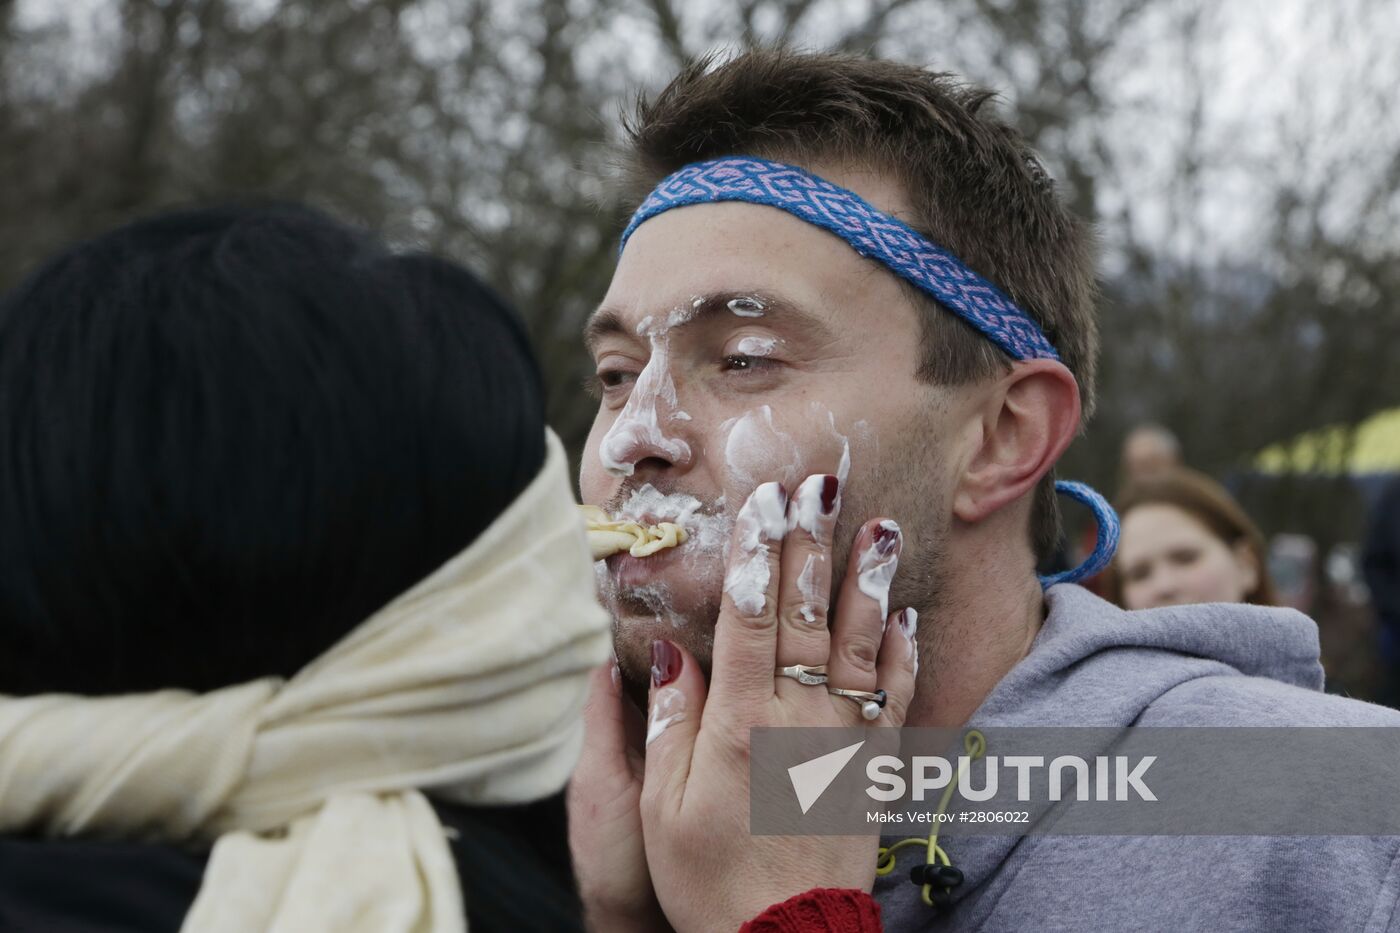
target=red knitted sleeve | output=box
[737,887,883,933]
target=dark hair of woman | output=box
[0,203,544,696]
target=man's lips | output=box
[607,541,686,586]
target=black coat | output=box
[0,793,582,933]
[1364,475,1400,628]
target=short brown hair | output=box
[621,48,1100,560]
[1104,468,1278,606]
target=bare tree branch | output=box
[645,0,688,65]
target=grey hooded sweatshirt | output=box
[874,583,1400,932]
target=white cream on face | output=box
[717,406,856,623]
[796,553,824,623]
[811,407,854,489]
[616,483,731,557]
[617,483,702,526]
[624,582,684,626]
[736,335,778,357]
[592,560,622,636]
[646,686,685,745]
[727,296,765,317]
[723,482,787,616]
[897,607,919,676]
[601,482,734,629]
[594,313,874,632]
[597,305,698,477]
[856,520,902,619]
[722,405,799,490]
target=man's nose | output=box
[598,418,694,478]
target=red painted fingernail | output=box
[820,475,839,514]
[651,639,681,687]
[872,520,901,554]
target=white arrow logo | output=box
[788,740,866,814]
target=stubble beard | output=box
[601,427,952,701]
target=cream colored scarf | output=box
[0,428,611,933]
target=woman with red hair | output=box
[1107,468,1278,610]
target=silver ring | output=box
[776,663,828,686]
[829,687,887,720]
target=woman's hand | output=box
[638,475,919,932]
[567,659,671,932]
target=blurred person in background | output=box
[1119,423,1183,486]
[1105,467,1277,610]
[0,204,609,932]
[1364,475,1400,705]
[1071,423,1185,595]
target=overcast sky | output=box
[18,0,1399,269]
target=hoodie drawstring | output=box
[875,729,986,909]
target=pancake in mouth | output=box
[578,504,688,560]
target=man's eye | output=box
[583,369,637,400]
[722,354,773,373]
[598,370,636,388]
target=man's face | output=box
[580,164,966,683]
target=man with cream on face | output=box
[569,50,1400,933]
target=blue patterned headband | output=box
[621,155,1117,587]
[621,156,1058,361]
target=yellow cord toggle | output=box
[876,729,986,908]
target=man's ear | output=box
[953,360,1081,524]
